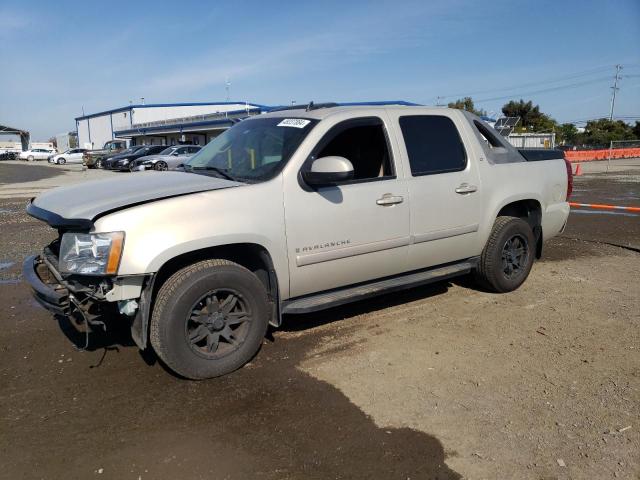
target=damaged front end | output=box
[23,238,153,349]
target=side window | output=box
[314,118,393,181]
[399,116,467,176]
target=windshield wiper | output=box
[192,166,239,182]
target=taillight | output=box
[564,158,573,201]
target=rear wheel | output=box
[475,216,535,293]
[150,259,270,379]
[154,161,168,171]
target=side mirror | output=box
[171,151,179,156]
[302,156,354,186]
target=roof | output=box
[113,117,239,137]
[0,124,29,135]
[259,103,444,121]
[75,101,268,121]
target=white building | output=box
[75,101,267,150]
[507,132,556,149]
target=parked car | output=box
[19,148,56,161]
[83,140,128,168]
[0,148,21,160]
[100,146,148,170]
[48,148,88,165]
[24,105,571,379]
[110,145,168,171]
[132,145,202,171]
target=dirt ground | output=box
[0,161,638,480]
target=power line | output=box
[473,76,611,103]
[439,65,614,100]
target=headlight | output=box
[120,158,129,164]
[59,232,125,275]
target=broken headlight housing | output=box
[59,232,125,275]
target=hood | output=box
[29,172,241,228]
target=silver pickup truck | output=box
[24,104,572,379]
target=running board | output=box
[282,258,478,314]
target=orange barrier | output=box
[565,147,640,162]
[570,202,640,213]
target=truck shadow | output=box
[36,284,463,479]
[280,281,451,332]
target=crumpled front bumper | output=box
[22,255,71,315]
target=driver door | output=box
[283,116,410,298]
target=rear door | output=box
[388,111,484,269]
[283,115,410,298]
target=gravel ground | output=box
[0,161,638,479]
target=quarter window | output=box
[399,116,467,176]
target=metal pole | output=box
[607,140,613,173]
[608,64,622,121]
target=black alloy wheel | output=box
[185,289,252,360]
[501,234,529,279]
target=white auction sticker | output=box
[277,118,311,128]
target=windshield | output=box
[159,147,178,155]
[118,147,138,155]
[184,117,317,182]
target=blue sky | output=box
[1,0,638,140]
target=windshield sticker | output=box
[277,118,311,129]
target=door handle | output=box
[455,183,478,194]
[376,194,404,206]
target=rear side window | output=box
[399,116,467,176]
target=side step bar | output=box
[282,258,478,314]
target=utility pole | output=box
[225,77,231,102]
[609,64,622,121]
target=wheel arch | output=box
[132,242,281,350]
[495,198,543,259]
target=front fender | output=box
[93,180,290,298]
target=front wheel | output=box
[150,259,270,379]
[95,159,103,169]
[27,155,34,161]
[154,161,168,171]
[58,158,66,165]
[475,216,535,293]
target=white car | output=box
[19,148,56,161]
[48,148,88,165]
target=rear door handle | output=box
[455,183,478,194]
[376,194,404,206]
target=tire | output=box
[58,158,66,165]
[475,216,535,293]
[95,159,103,169]
[150,259,270,379]
[154,161,168,171]
[27,155,34,161]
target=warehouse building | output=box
[75,101,266,149]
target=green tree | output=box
[556,123,578,145]
[632,121,640,139]
[501,99,557,132]
[576,119,635,147]
[447,97,486,116]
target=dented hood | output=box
[28,171,241,228]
